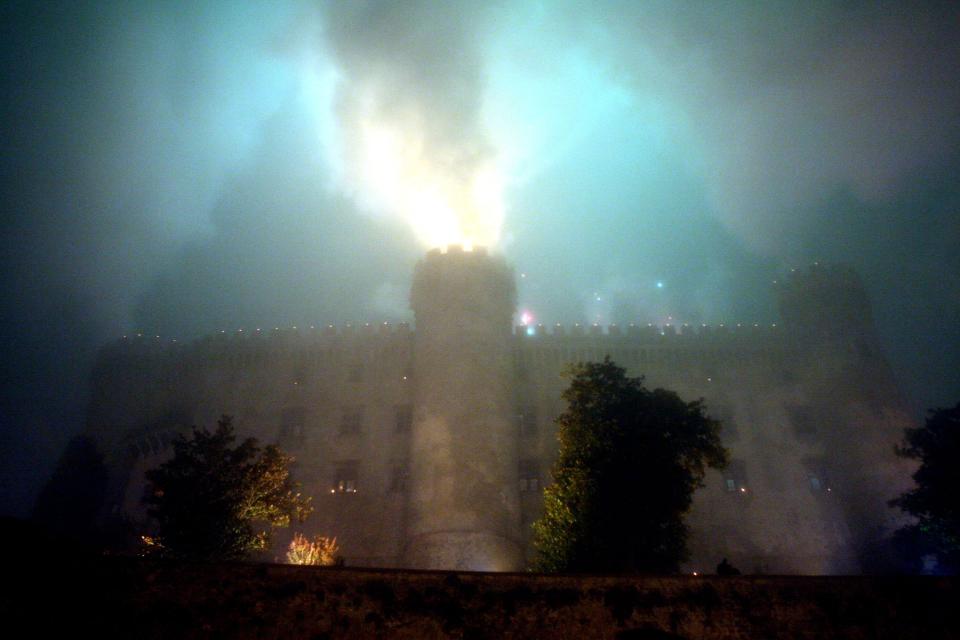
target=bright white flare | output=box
[356,120,504,249]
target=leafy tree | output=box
[890,403,960,574]
[33,434,108,545]
[532,358,728,573]
[144,415,311,560]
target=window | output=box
[519,459,540,493]
[516,361,529,381]
[723,459,750,495]
[388,462,409,493]
[803,457,833,495]
[516,407,538,438]
[395,405,413,433]
[348,361,364,383]
[339,406,363,435]
[278,406,306,446]
[332,461,359,494]
[807,472,835,494]
[715,407,738,442]
[787,404,817,436]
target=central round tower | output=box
[404,245,522,571]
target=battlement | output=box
[425,243,489,258]
[514,322,782,342]
[105,318,794,358]
[113,321,413,346]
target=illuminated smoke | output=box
[319,2,505,249]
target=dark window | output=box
[339,406,363,435]
[516,407,538,438]
[293,365,308,386]
[395,405,413,433]
[787,405,817,436]
[388,462,409,493]
[519,459,540,493]
[723,459,750,495]
[332,461,359,494]
[348,362,364,383]
[715,407,738,442]
[517,362,529,382]
[279,406,306,446]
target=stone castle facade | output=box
[87,247,914,573]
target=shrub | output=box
[287,532,339,566]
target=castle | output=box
[87,246,915,573]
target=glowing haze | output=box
[2,0,960,519]
[350,116,505,249]
[322,2,505,249]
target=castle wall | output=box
[87,263,915,573]
[91,323,417,566]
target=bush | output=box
[286,532,339,566]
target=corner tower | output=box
[404,246,522,570]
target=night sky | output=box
[2,1,958,517]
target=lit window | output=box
[803,457,832,494]
[519,459,540,493]
[723,459,749,495]
[332,461,359,494]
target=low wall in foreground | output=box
[5,556,957,639]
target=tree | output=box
[890,403,960,574]
[532,358,728,573]
[33,434,108,546]
[143,415,311,560]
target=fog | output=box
[2,1,958,517]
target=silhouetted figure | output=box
[717,557,741,576]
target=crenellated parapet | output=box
[514,321,785,345]
[102,321,415,361]
[113,320,412,344]
[100,317,795,368]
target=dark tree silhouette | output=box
[33,434,108,545]
[532,358,728,573]
[890,403,960,574]
[144,415,311,560]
